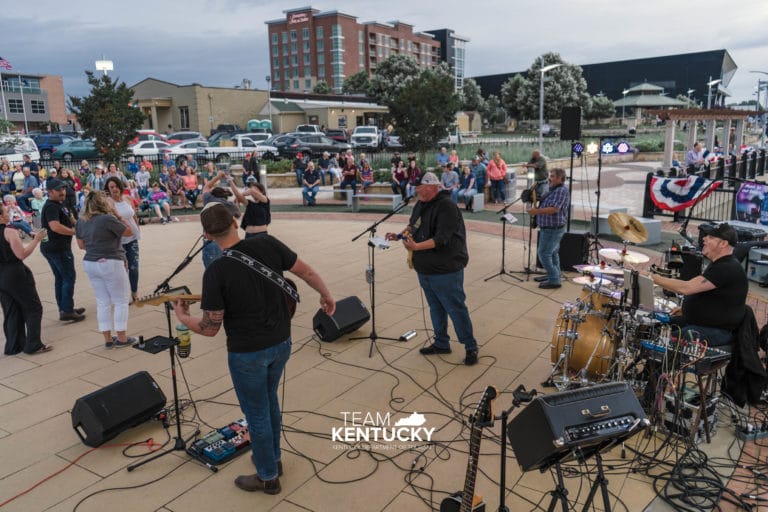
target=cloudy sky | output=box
[2,0,767,104]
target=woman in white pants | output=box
[75,191,134,348]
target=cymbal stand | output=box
[496,385,537,512]
[484,199,523,282]
[587,138,609,263]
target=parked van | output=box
[0,135,40,164]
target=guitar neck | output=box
[135,294,202,307]
[460,423,483,512]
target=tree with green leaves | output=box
[460,78,485,130]
[342,71,370,95]
[0,119,14,134]
[516,53,589,120]
[312,80,331,94]
[584,93,616,124]
[500,74,526,119]
[68,71,145,162]
[387,64,459,155]
[367,54,421,106]
[481,94,505,128]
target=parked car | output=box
[52,139,101,161]
[130,140,171,157]
[350,126,382,150]
[167,131,207,142]
[295,124,322,134]
[210,124,242,136]
[128,130,181,146]
[0,136,41,164]
[163,140,210,166]
[325,129,348,143]
[272,133,351,159]
[238,133,272,144]
[384,135,404,150]
[31,133,76,160]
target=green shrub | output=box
[266,159,293,174]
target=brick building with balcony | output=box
[0,73,67,133]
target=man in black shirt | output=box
[40,179,85,322]
[174,203,335,495]
[651,222,747,346]
[386,172,479,365]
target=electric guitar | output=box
[440,386,498,512]
[134,293,202,307]
[401,228,414,270]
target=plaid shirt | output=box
[535,184,569,228]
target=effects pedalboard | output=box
[187,419,251,465]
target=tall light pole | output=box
[621,88,629,126]
[539,63,561,153]
[706,77,722,109]
[265,75,273,131]
[686,88,695,107]
[750,71,768,149]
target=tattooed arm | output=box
[173,299,224,337]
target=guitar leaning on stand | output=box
[441,386,497,512]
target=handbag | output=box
[223,249,299,318]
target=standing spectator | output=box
[291,152,307,187]
[685,141,705,173]
[106,177,141,304]
[528,169,569,289]
[469,156,487,192]
[161,153,175,171]
[457,164,477,210]
[22,154,39,175]
[40,179,86,322]
[522,149,549,199]
[440,163,460,204]
[79,160,91,177]
[301,162,321,206]
[436,147,449,166]
[11,164,24,194]
[86,165,107,193]
[139,156,153,173]
[390,160,408,199]
[406,159,422,198]
[486,151,508,204]
[242,152,259,183]
[107,162,128,186]
[185,153,198,171]
[231,176,271,238]
[125,156,140,178]
[359,160,374,194]
[0,203,50,355]
[183,168,201,209]
[340,157,359,196]
[135,164,151,198]
[76,191,135,348]
[58,168,79,218]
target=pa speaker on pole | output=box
[560,106,582,141]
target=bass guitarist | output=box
[527,168,570,289]
[173,203,335,496]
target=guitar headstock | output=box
[473,386,497,427]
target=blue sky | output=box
[2,0,766,104]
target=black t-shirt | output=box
[40,200,73,252]
[240,200,271,228]
[201,235,297,352]
[682,255,748,331]
[408,190,468,275]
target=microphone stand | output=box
[497,385,537,512]
[128,235,216,473]
[484,199,523,282]
[351,197,413,357]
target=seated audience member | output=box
[440,162,460,204]
[182,168,201,209]
[436,147,449,166]
[390,160,408,199]
[125,156,140,177]
[17,166,39,212]
[457,165,477,210]
[449,149,459,166]
[317,151,332,185]
[135,164,151,199]
[166,167,185,207]
[147,182,173,224]
[406,159,422,198]
[176,160,189,177]
[3,195,33,236]
[291,152,307,187]
[79,160,91,177]
[327,152,342,184]
[302,162,321,206]
[29,188,47,228]
[685,141,706,173]
[359,161,375,194]
[340,157,359,196]
[86,165,107,193]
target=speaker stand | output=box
[485,200,523,282]
[350,201,412,357]
[128,238,216,473]
[545,462,570,512]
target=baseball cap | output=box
[47,179,67,191]
[417,172,440,186]
[245,176,258,184]
[472,155,479,161]
[707,223,738,247]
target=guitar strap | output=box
[222,249,300,304]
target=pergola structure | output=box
[647,108,758,169]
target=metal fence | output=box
[642,150,768,223]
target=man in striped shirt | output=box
[527,168,569,289]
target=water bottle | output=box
[761,193,768,226]
[176,323,191,358]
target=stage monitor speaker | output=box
[560,106,581,141]
[537,231,589,271]
[313,296,370,342]
[71,371,167,447]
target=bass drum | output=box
[551,288,617,380]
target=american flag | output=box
[0,56,11,70]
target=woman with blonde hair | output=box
[75,191,135,348]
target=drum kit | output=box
[545,212,680,390]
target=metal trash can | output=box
[505,170,517,202]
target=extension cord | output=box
[735,426,768,441]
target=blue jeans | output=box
[10,221,32,235]
[302,184,319,204]
[669,317,734,347]
[417,270,477,351]
[123,240,139,294]
[537,226,565,285]
[490,179,505,202]
[340,179,357,196]
[458,189,476,206]
[294,169,303,187]
[228,338,292,481]
[202,239,221,269]
[41,247,76,314]
[391,179,408,198]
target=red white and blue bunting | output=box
[649,175,721,212]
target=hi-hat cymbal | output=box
[607,212,648,244]
[577,264,625,276]
[599,247,650,265]
[573,276,611,286]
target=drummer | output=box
[649,223,747,347]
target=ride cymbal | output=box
[607,212,648,244]
[598,247,650,265]
[573,275,611,286]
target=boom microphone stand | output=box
[484,199,523,282]
[128,236,216,473]
[351,197,413,357]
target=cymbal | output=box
[573,276,611,286]
[599,247,650,265]
[577,264,625,276]
[607,212,648,244]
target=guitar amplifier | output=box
[506,383,647,471]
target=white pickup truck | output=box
[350,126,382,150]
[203,134,279,162]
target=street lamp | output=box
[706,77,722,109]
[686,88,695,107]
[621,88,629,126]
[539,63,562,153]
[750,71,768,149]
[265,75,273,131]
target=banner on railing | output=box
[649,175,721,212]
[735,182,768,224]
